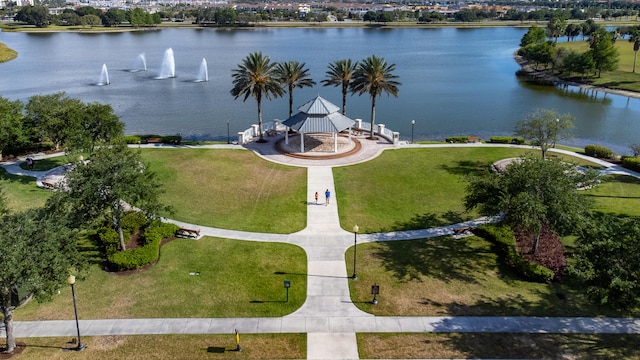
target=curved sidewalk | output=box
[2,141,640,360]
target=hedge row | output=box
[622,156,640,172]
[445,136,478,143]
[474,223,555,283]
[489,136,525,145]
[107,221,179,271]
[584,144,616,159]
[124,135,182,145]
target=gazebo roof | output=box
[282,96,355,133]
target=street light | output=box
[411,119,415,144]
[227,120,230,144]
[66,275,85,351]
[352,225,359,280]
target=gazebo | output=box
[282,95,356,153]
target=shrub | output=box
[445,136,471,143]
[622,156,640,172]
[107,222,179,271]
[584,144,615,159]
[122,211,148,237]
[161,135,181,145]
[475,223,555,283]
[124,135,142,144]
[489,136,524,144]
[97,226,120,255]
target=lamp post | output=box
[411,119,415,144]
[352,224,359,280]
[227,120,230,144]
[67,275,85,351]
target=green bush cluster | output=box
[584,144,616,159]
[489,136,525,145]
[445,136,475,143]
[107,221,179,271]
[124,135,142,144]
[621,156,640,172]
[122,211,148,238]
[97,227,120,255]
[475,223,555,283]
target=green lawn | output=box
[15,237,307,320]
[12,333,306,360]
[334,147,601,233]
[0,168,51,212]
[555,40,640,92]
[346,235,636,317]
[586,174,640,216]
[140,148,307,233]
[358,333,640,359]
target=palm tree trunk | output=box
[288,86,293,118]
[257,94,265,143]
[341,84,348,115]
[369,96,377,140]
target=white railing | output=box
[238,120,398,145]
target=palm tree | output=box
[230,52,284,143]
[275,61,316,118]
[350,55,401,140]
[629,29,640,73]
[321,59,357,115]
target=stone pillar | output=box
[252,124,259,137]
[355,119,362,130]
[392,131,400,145]
[238,132,245,144]
[300,133,305,153]
[334,132,338,153]
[378,124,385,138]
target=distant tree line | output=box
[13,5,161,28]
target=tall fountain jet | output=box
[158,48,175,79]
[196,58,208,82]
[99,64,110,85]
[137,53,147,72]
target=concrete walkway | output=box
[2,142,640,360]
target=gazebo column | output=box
[334,132,338,153]
[300,132,305,153]
[285,128,289,145]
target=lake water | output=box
[1,27,638,154]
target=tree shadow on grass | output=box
[439,160,491,176]
[429,333,640,359]
[385,211,472,232]
[370,236,495,284]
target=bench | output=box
[453,226,473,235]
[176,227,200,239]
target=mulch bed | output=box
[0,342,26,359]
[514,225,567,280]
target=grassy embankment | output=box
[0,42,18,62]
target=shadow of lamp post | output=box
[352,224,359,280]
[66,275,86,351]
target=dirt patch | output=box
[0,342,26,359]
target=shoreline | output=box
[514,54,640,100]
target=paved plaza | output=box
[2,135,640,359]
